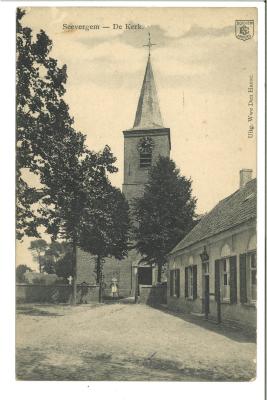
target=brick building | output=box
[167,170,257,327]
[77,53,171,297]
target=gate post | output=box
[133,265,138,303]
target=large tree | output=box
[16,10,130,304]
[134,156,197,282]
[79,181,130,302]
[38,145,124,303]
[16,8,82,240]
[16,8,87,302]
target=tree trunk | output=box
[38,253,41,274]
[97,255,103,303]
[96,255,101,284]
[157,264,162,283]
[71,242,77,305]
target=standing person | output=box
[110,278,119,299]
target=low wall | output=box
[168,296,202,313]
[16,283,100,304]
[139,284,167,305]
[102,286,130,299]
[167,295,256,328]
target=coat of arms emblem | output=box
[235,20,254,41]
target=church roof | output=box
[170,178,257,254]
[132,56,164,130]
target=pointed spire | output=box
[133,55,164,130]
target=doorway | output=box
[202,262,210,318]
[138,267,152,286]
[204,275,210,318]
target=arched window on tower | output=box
[137,136,154,169]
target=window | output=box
[239,251,257,304]
[248,251,257,302]
[170,270,174,296]
[215,256,237,304]
[188,267,193,298]
[140,152,152,168]
[222,258,230,301]
[202,262,209,301]
[185,266,197,300]
[170,269,180,297]
[137,137,154,168]
[175,269,180,297]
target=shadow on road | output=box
[102,296,136,305]
[149,304,256,344]
[16,347,252,381]
[16,305,64,317]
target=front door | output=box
[204,275,210,319]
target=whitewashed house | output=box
[167,170,256,328]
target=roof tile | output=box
[170,178,257,254]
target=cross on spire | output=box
[143,32,156,57]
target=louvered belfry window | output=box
[140,152,152,168]
[137,136,154,169]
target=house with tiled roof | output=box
[167,169,257,328]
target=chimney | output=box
[240,169,252,188]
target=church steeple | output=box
[133,56,164,130]
[122,34,170,204]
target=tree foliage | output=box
[39,146,130,301]
[16,8,84,240]
[79,182,130,286]
[42,242,72,275]
[54,251,73,279]
[16,264,32,283]
[16,10,130,303]
[79,183,129,260]
[28,239,72,274]
[134,156,196,282]
[28,239,47,273]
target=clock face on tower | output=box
[137,136,155,154]
[137,137,155,168]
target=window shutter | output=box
[239,253,247,304]
[230,256,237,304]
[175,269,180,298]
[170,270,173,297]
[185,267,188,298]
[215,260,221,303]
[193,265,197,300]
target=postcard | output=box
[12,3,264,392]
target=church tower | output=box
[122,40,171,205]
[76,35,171,296]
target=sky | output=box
[17,7,257,269]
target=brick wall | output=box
[76,248,137,298]
[139,284,167,305]
[16,283,99,304]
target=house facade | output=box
[76,51,171,297]
[167,170,256,328]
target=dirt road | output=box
[16,302,256,381]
